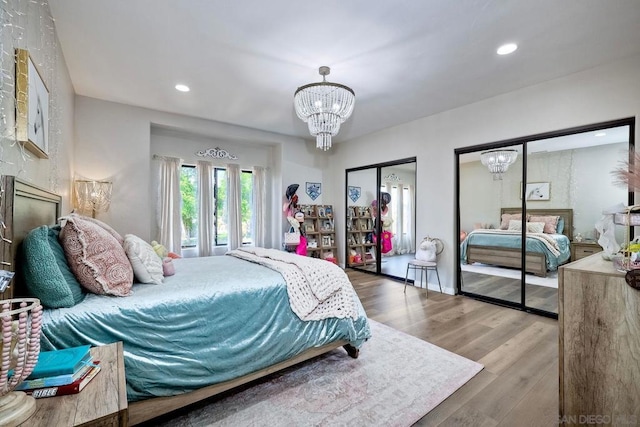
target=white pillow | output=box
[527,222,545,234]
[508,219,522,231]
[123,234,164,285]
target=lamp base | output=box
[0,391,36,427]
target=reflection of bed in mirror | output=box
[460,208,573,277]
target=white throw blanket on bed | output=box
[468,229,561,256]
[227,247,358,321]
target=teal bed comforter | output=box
[39,255,371,402]
[460,231,571,271]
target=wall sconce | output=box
[74,179,112,218]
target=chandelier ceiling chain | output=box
[294,66,355,151]
[480,149,518,180]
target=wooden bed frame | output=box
[1,175,359,425]
[465,207,573,278]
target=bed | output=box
[1,176,371,425]
[460,208,573,277]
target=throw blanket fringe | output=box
[467,229,561,256]
[227,247,358,321]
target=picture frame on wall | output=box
[305,182,321,201]
[521,182,551,201]
[15,49,49,159]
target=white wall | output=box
[0,0,75,211]
[74,96,334,246]
[328,53,640,294]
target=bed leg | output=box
[343,344,359,359]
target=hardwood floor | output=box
[348,269,559,426]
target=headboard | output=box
[0,175,61,300]
[501,207,573,241]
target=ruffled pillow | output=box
[529,215,560,234]
[68,213,124,245]
[60,216,133,296]
[500,213,523,230]
[124,234,164,285]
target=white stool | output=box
[404,236,444,296]
[404,260,442,295]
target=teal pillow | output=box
[19,225,85,308]
[48,225,85,304]
[557,217,565,234]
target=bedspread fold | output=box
[227,247,358,321]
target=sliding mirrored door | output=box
[346,158,416,280]
[457,118,634,318]
[458,145,524,306]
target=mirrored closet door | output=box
[457,119,634,318]
[346,158,416,280]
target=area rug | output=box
[461,262,559,288]
[157,320,483,427]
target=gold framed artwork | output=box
[15,48,49,159]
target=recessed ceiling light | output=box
[497,43,518,55]
[595,132,606,137]
[175,84,190,92]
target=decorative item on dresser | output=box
[559,255,640,421]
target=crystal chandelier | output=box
[480,149,518,180]
[294,66,355,151]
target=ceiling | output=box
[48,0,640,144]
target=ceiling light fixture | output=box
[175,84,190,92]
[294,66,355,151]
[595,132,607,137]
[497,43,518,55]
[480,149,518,180]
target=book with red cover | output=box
[26,361,101,399]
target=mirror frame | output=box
[455,117,635,318]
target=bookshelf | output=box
[298,204,338,264]
[346,205,375,267]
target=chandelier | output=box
[294,66,355,151]
[480,149,518,180]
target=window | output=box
[180,165,197,247]
[180,165,253,248]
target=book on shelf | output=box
[27,344,91,380]
[16,356,94,390]
[26,361,101,399]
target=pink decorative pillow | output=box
[500,213,522,230]
[60,216,133,296]
[529,215,560,234]
[67,213,124,245]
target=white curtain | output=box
[252,166,267,248]
[227,163,243,250]
[396,184,414,254]
[157,156,183,256]
[197,160,214,256]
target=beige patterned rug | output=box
[155,320,483,427]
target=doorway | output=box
[345,158,416,280]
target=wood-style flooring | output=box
[348,269,559,426]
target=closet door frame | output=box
[455,117,635,319]
[345,156,416,278]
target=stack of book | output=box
[16,344,101,399]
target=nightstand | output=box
[25,342,128,426]
[570,241,602,261]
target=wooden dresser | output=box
[25,342,128,426]
[558,255,640,424]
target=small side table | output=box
[24,342,128,426]
[570,241,602,261]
